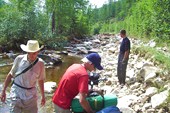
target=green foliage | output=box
[91,23,101,35]
[0,4,24,50]
[153,0,170,41]
[89,0,170,46]
[0,0,5,7]
[0,0,170,50]
[42,36,68,50]
[0,0,91,50]
[45,0,90,38]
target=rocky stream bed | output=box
[0,34,170,113]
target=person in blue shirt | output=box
[117,30,131,88]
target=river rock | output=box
[44,82,57,93]
[145,87,158,97]
[38,53,62,66]
[151,90,169,108]
[119,106,135,113]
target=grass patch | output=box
[132,45,170,70]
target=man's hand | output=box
[79,92,94,113]
[122,58,127,64]
[1,91,6,102]
[1,73,13,103]
[41,96,46,106]
[38,80,46,106]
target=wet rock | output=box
[38,54,62,66]
[88,49,100,53]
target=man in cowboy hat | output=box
[52,53,103,113]
[0,40,46,113]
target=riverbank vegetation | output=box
[0,2,169,71]
[1,0,169,71]
[0,0,169,47]
[0,0,169,66]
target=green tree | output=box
[45,0,89,38]
[153,0,170,41]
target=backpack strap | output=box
[13,82,35,90]
[11,58,39,89]
[14,58,39,78]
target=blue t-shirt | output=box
[120,37,130,53]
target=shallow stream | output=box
[0,54,81,113]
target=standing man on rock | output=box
[0,40,46,113]
[117,30,131,88]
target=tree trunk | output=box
[52,11,55,33]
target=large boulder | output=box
[44,82,57,93]
[151,90,169,108]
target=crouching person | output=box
[52,53,103,113]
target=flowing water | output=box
[0,54,82,113]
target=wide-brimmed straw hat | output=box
[20,40,43,52]
[82,53,103,70]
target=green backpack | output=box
[71,94,117,113]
